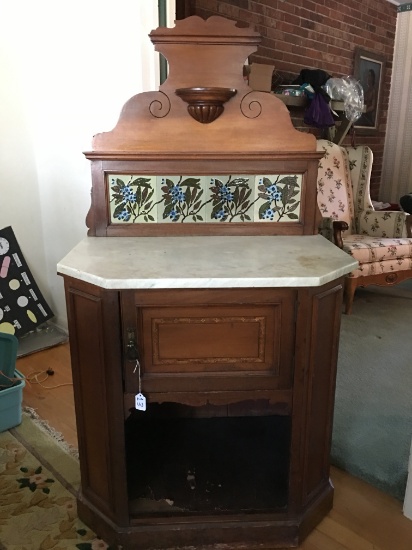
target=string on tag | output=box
[138,361,142,394]
[133,359,146,411]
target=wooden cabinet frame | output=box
[63,276,345,548]
[58,15,355,549]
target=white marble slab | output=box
[57,235,358,289]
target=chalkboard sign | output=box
[0,226,54,337]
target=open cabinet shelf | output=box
[126,408,290,517]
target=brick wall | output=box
[186,0,397,200]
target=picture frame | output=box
[353,48,386,135]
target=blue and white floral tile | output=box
[108,175,158,223]
[254,175,302,222]
[107,173,303,225]
[205,175,254,223]
[157,176,208,223]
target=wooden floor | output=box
[16,342,412,550]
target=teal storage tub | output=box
[0,370,25,432]
[0,332,19,388]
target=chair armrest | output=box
[333,220,349,249]
[359,209,410,238]
[318,217,348,247]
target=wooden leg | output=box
[344,277,358,315]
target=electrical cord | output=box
[26,368,73,389]
[0,369,73,390]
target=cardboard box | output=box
[0,370,25,432]
[248,63,275,92]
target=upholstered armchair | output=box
[316,139,412,314]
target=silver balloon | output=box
[324,76,364,123]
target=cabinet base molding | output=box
[77,481,333,549]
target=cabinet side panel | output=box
[65,281,128,522]
[68,289,110,500]
[302,283,343,502]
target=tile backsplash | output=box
[108,174,302,224]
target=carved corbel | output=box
[332,220,349,249]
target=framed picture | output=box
[354,48,386,134]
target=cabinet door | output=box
[121,288,296,403]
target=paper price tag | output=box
[135,392,146,411]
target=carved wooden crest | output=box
[84,16,321,237]
[87,16,315,155]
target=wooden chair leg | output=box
[344,277,358,314]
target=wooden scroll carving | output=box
[86,16,316,156]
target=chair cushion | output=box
[343,235,412,263]
[349,258,412,278]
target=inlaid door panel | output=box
[144,304,277,373]
[121,288,296,397]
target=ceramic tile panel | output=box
[254,175,302,222]
[108,174,302,224]
[108,175,158,223]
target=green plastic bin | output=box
[0,369,25,432]
[0,332,25,431]
[0,332,18,388]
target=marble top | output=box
[57,235,358,289]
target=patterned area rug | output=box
[0,412,112,549]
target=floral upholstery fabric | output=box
[342,235,412,263]
[316,140,355,234]
[345,145,410,238]
[358,209,409,238]
[349,258,412,278]
[344,145,374,216]
[316,140,412,280]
